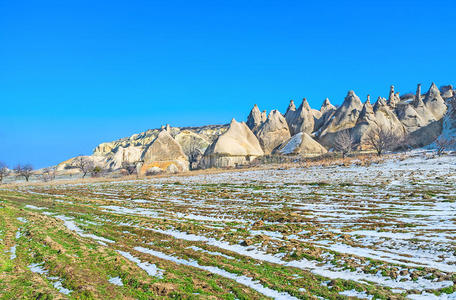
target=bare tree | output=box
[0,162,10,184]
[435,137,454,156]
[365,126,399,156]
[73,157,94,178]
[41,166,56,182]
[334,129,356,158]
[14,164,33,182]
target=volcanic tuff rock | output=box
[278,132,327,156]
[373,97,405,134]
[57,82,454,174]
[314,98,336,132]
[174,130,210,158]
[106,145,143,170]
[256,110,291,154]
[200,119,263,168]
[424,83,447,120]
[388,85,401,108]
[246,104,265,134]
[352,96,405,148]
[440,85,454,99]
[285,98,315,135]
[140,130,189,174]
[318,90,363,147]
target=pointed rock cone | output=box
[424,82,447,119]
[200,119,263,168]
[141,129,189,174]
[256,110,291,154]
[278,132,327,156]
[285,98,315,135]
[318,90,363,147]
[374,97,388,112]
[320,98,335,112]
[299,98,311,111]
[286,100,296,113]
[366,94,371,104]
[246,104,264,133]
[358,97,375,124]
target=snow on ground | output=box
[14,152,456,298]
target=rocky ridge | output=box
[58,82,454,173]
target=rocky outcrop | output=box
[56,81,455,175]
[106,145,143,170]
[174,130,210,158]
[440,85,454,99]
[285,98,315,135]
[256,110,291,154]
[246,104,265,134]
[314,98,336,132]
[200,119,263,168]
[140,130,189,174]
[351,96,375,146]
[395,84,445,146]
[278,132,327,156]
[388,85,400,108]
[318,90,363,147]
[373,97,405,135]
[424,83,447,120]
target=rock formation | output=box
[57,81,454,174]
[246,104,265,134]
[314,98,336,132]
[424,83,447,120]
[373,97,405,135]
[388,85,400,108]
[256,110,291,154]
[106,145,143,170]
[285,98,315,135]
[318,90,363,147]
[140,130,189,174]
[200,119,264,168]
[278,132,327,156]
[440,85,454,99]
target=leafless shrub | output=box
[365,126,400,156]
[74,157,94,178]
[334,129,356,158]
[41,166,56,182]
[0,162,10,184]
[121,161,139,175]
[14,164,33,182]
[145,167,162,176]
[435,137,454,156]
[90,166,105,177]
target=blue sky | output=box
[1,0,455,168]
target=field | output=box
[0,152,455,299]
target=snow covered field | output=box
[2,151,455,299]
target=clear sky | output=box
[1,0,455,168]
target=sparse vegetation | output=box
[73,156,94,178]
[334,129,356,158]
[13,164,33,182]
[365,126,400,156]
[0,162,9,183]
[0,154,454,299]
[435,136,454,156]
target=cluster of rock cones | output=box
[57,83,454,174]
